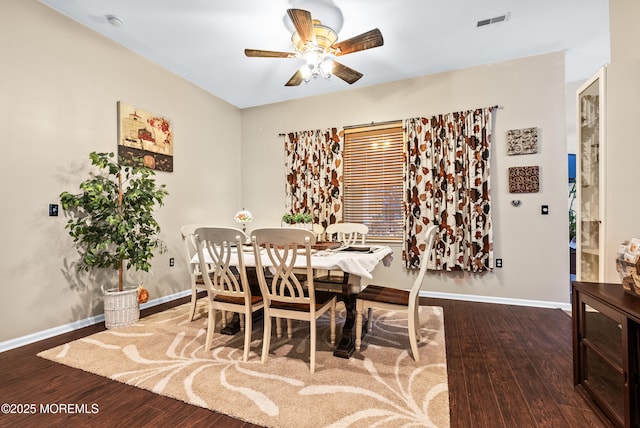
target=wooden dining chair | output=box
[311,223,325,241]
[315,222,369,287]
[194,227,263,361]
[250,227,336,373]
[180,224,216,322]
[324,222,368,246]
[355,224,438,362]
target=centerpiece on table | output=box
[59,151,168,328]
[234,209,254,233]
[281,212,313,230]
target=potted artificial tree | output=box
[60,151,168,328]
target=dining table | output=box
[192,242,393,358]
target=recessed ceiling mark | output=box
[106,15,124,28]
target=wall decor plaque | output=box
[508,166,539,193]
[506,127,538,155]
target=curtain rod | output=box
[336,106,503,131]
[277,106,503,136]
[343,119,402,130]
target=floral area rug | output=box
[38,301,449,427]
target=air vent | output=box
[477,13,509,27]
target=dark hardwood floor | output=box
[0,296,606,427]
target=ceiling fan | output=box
[244,8,383,86]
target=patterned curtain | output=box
[284,128,343,226]
[404,107,495,271]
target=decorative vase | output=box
[102,286,140,329]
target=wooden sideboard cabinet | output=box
[572,281,640,427]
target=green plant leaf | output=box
[59,151,169,290]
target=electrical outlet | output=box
[169,257,175,267]
[49,203,58,216]
[495,258,503,268]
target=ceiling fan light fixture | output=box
[291,20,338,53]
[245,8,383,86]
[300,64,313,82]
[320,58,334,76]
[300,47,333,82]
[303,47,322,65]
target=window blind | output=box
[343,123,404,242]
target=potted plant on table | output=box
[281,212,313,228]
[60,151,168,328]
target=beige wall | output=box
[609,0,640,62]
[0,0,242,343]
[241,51,571,305]
[601,60,640,282]
[5,0,619,347]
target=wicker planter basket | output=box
[103,287,140,329]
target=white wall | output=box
[0,0,242,343]
[241,51,570,305]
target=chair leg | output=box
[310,318,316,373]
[276,317,282,338]
[408,307,420,362]
[261,314,271,364]
[414,305,422,342]
[287,319,293,339]
[330,303,336,346]
[205,306,215,352]
[239,313,245,331]
[220,310,227,328]
[367,307,373,332]
[355,300,363,351]
[188,287,198,321]
[243,311,251,362]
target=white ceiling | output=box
[39,0,610,109]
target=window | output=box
[343,122,404,242]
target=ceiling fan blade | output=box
[334,28,384,56]
[332,61,363,84]
[285,69,304,86]
[287,9,316,45]
[244,49,297,58]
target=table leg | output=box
[220,310,264,335]
[333,275,367,359]
[220,313,240,335]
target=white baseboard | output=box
[0,290,192,353]
[1,289,570,353]
[420,290,572,311]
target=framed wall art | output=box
[508,166,540,193]
[506,127,538,156]
[117,101,173,172]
